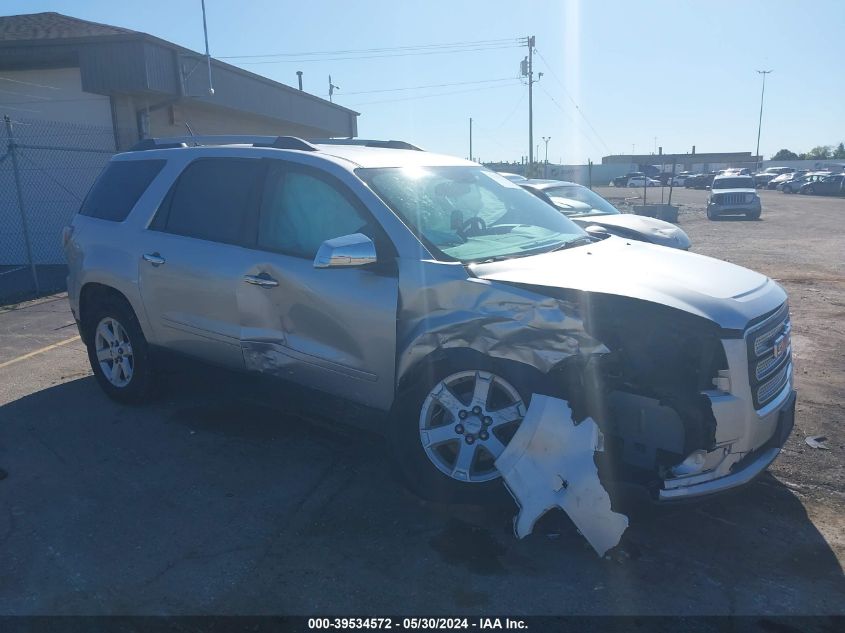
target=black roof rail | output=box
[128,135,317,152]
[310,138,423,151]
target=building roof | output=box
[0,12,358,137]
[0,11,135,40]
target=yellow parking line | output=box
[0,335,81,370]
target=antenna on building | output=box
[200,0,215,95]
[329,75,339,102]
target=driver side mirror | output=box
[314,233,377,269]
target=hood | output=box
[572,213,691,249]
[470,237,785,331]
[711,188,757,195]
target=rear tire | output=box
[389,355,542,504]
[85,297,155,404]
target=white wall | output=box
[0,67,112,129]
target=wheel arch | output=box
[78,282,145,346]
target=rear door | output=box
[236,159,399,410]
[137,157,263,368]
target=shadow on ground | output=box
[0,364,842,615]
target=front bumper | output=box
[659,388,795,500]
[708,202,761,215]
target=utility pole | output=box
[755,70,772,172]
[469,117,473,162]
[521,36,538,172]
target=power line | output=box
[347,81,519,107]
[537,83,606,156]
[233,43,522,65]
[342,77,516,97]
[218,38,524,59]
[534,49,611,154]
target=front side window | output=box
[157,158,262,245]
[258,164,370,258]
[358,166,586,263]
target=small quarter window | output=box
[79,160,165,222]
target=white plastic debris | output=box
[495,394,629,557]
[804,435,829,450]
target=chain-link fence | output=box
[0,116,114,303]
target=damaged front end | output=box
[396,254,794,554]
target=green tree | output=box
[772,149,798,160]
[805,145,833,160]
[833,142,845,159]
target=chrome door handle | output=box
[243,274,279,288]
[143,252,166,266]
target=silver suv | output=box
[707,175,762,220]
[65,136,795,504]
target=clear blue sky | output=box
[4,0,843,163]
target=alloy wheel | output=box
[94,317,134,388]
[418,370,525,483]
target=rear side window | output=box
[79,160,165,221]
[154,158,262,246]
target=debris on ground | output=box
[804,435,830,450]
[495,394,629,557]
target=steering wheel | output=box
[461,216,487,236]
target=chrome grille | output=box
[716,193,748,205]
[746,303,792,409]
[757,362,791,406]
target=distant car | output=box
[498,172,527,183]
[686,173,717,190]
[667,172,692,186]
[627,176,661,187]
[768,171,807,190]
[800,173,845,196]
[754,167,793,188]
[781,172,828,194]
[612,171,644,187]
[707,175,761,220]
[521,179,691,249]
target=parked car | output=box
[800,173,845,196]
[612,171,644,187]
[686,173,718,190]
[768,171,807,190]
[754,167,793,188]
[781,172,828,194]
[627,175,661,187]
[520,179,691,249]
[65,135,794,508]
[707,175,761,220]
[498,172,527,183]
[668,172,692,186]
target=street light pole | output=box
[755,70,773,172]
[542,136,550,178]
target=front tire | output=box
[85,297,154,404]
[747,209,761,220]
[707,207,719,220]
[390,358,539,504]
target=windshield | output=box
[542,185,620,216]
[357,166,587,262]
[712,177,754,189]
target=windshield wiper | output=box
[548,235,594,252]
